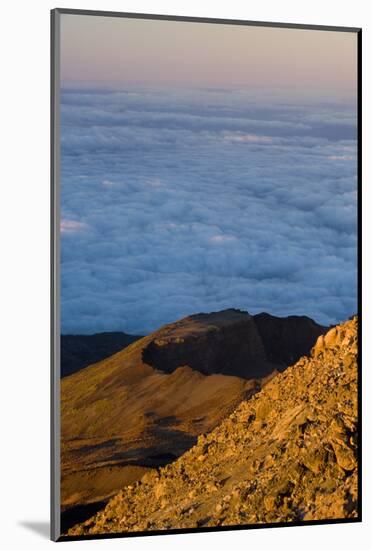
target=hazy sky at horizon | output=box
[60,14,357,101]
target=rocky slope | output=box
[61,332,142,377]
[61,309,325,526]
[69,316,358,536]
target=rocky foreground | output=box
[69,317,358,536]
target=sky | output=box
[59,13,358,335]
[60,14,357,99]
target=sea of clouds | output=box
[60,87,357,334]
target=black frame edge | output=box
[50,8,55,542]
[356,27,362,523]
[51,7,61,543]
[53,7,361,33]
[59,517,361,543]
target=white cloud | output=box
[210,235,237,243]
[60,88,357,334]
[60,219,86,233]
[328,155,354,161]
[223,133,273,144]
[145,177,166,188]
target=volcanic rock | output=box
[61,308,326,530]
[68,316,358,535]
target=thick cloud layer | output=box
[60,88,357,334]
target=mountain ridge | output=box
[61,331,142,377]
[68,315,358,535]
[61,308,327,530]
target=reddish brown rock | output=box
[68,317,358,536]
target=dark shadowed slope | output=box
[142,309,326,378]
[69,317,357,536]
[61,332,142,377]
[254,312,326,367]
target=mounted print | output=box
[51,9,361,541]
